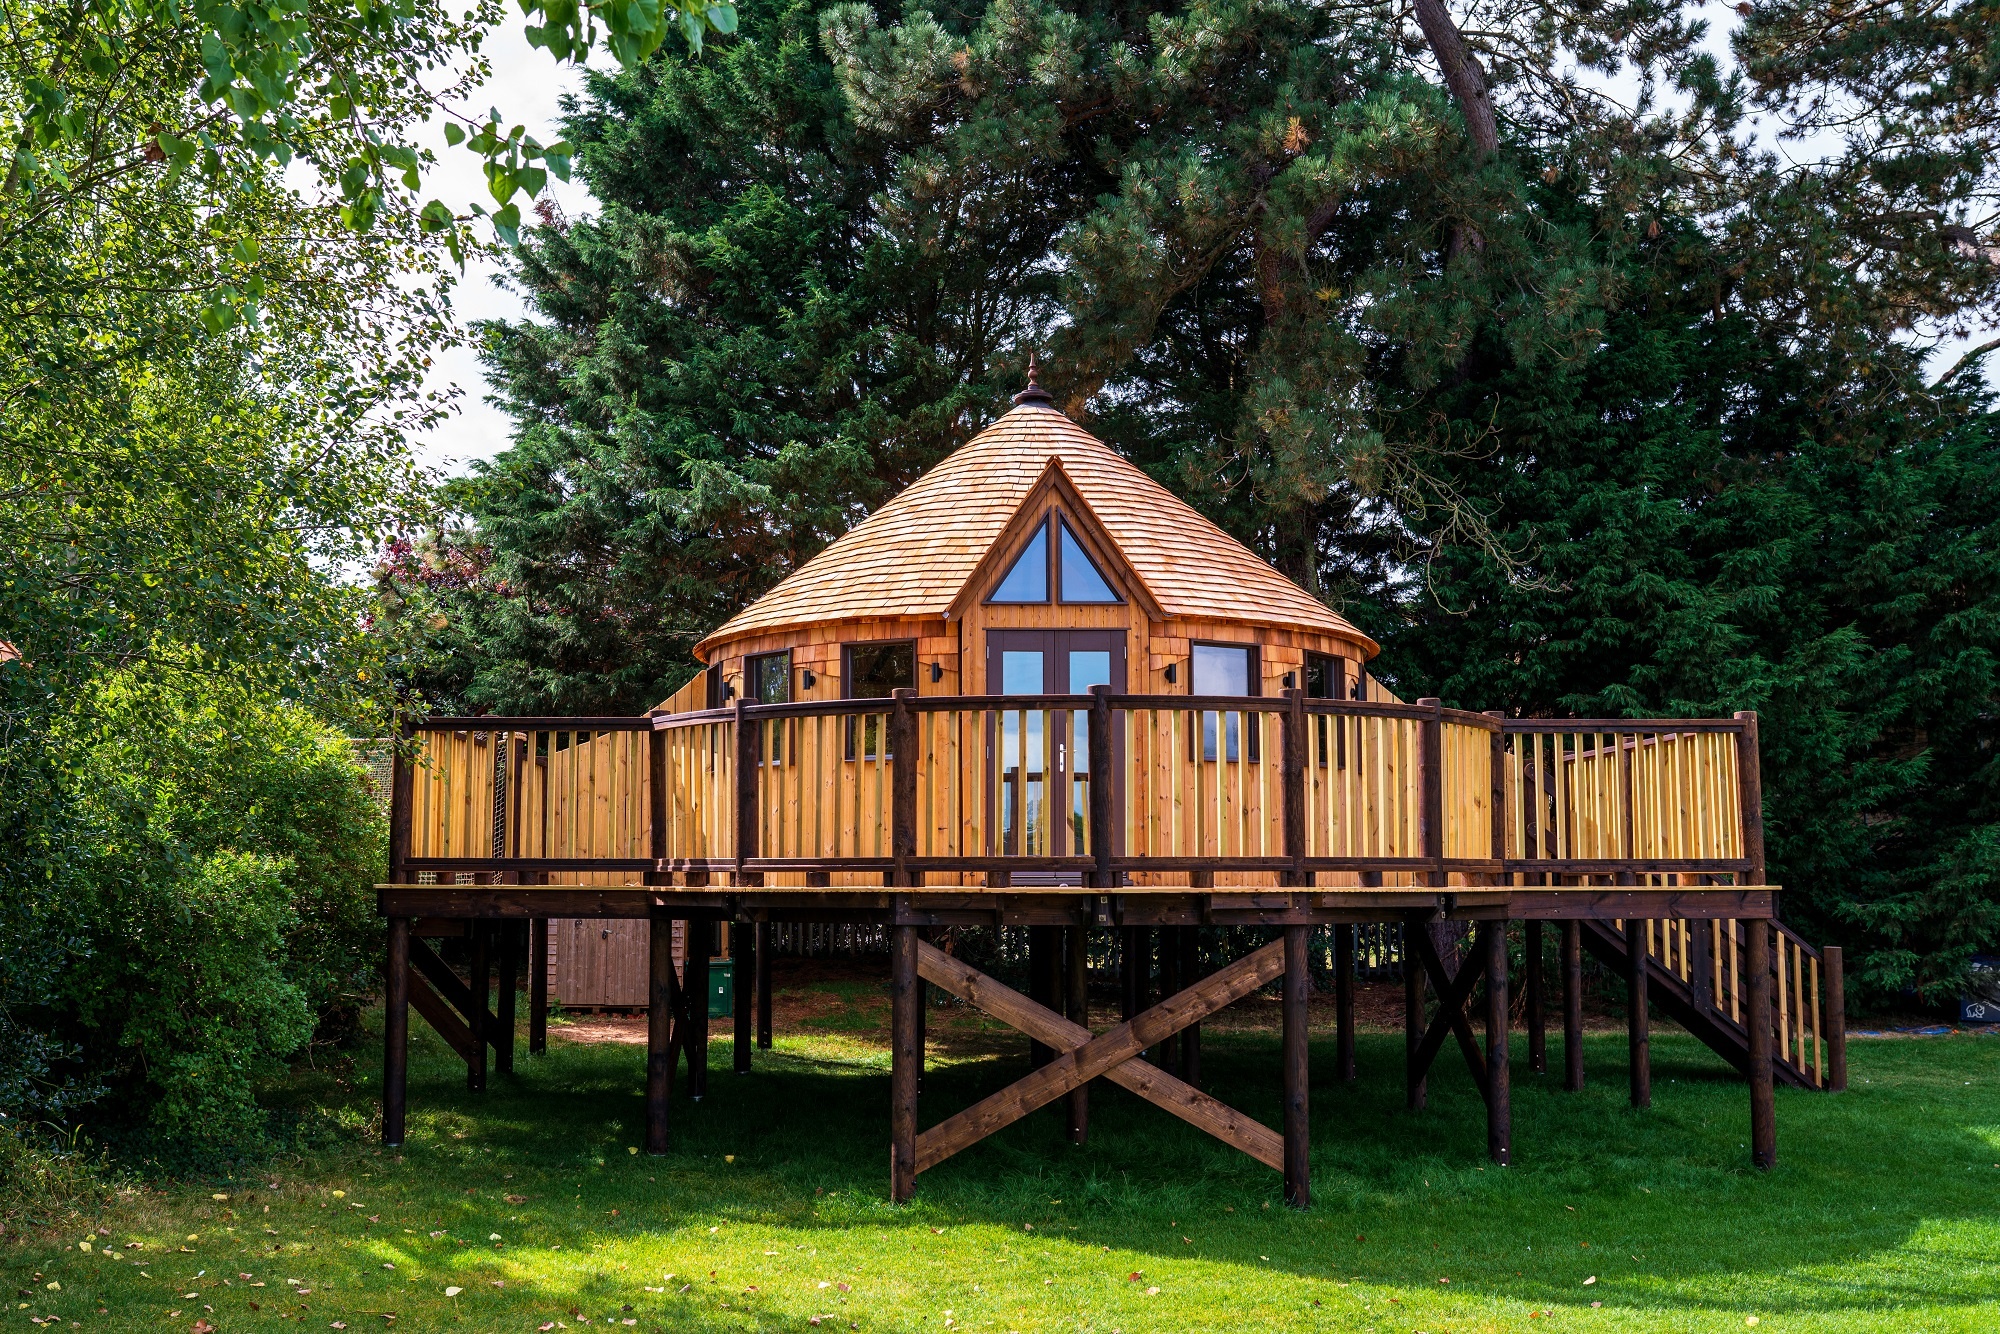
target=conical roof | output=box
[694,403,1374,658]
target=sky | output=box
[406,26,599,478]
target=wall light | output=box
[1164,663,1178,685]
[1283,671,1297,689]
[930,662,944,683]
[802,669,817,690]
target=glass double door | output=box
[986,631,1125,858]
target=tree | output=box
[418,0,2000,993]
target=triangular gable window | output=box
[989,524,1049,602]
[1058,520,1119,603]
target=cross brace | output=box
[1408,922,1491,1098]
[914,939,1287,1175]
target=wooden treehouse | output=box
[379,374,1846,1204]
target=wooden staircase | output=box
[1577,915,1844,1090]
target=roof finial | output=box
[1012,351,1054,407]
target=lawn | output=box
[8,965,2000,1333]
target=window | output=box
[845,641,915,698]
[844,640,915,759]
[990,526,1049,602]
[985,512,1125,605]
[1191,642,1259,762]
[1304,652,1343,699]
[747,651,791,705]
[1058,521,1118,602]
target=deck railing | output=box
[389,693,1765,891]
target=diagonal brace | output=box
[411,935,497,1047]
[918,942,1282,1171]
[914,939,1287,1175]
[1409,923,1490,1099]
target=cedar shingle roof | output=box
[694,404,1376,659]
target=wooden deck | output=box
[376,692,1843,1203]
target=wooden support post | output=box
[1066,926,1090,1142]
[1334,922,1356,1084]
[1178,925,1202,1090]
[1824,945,1847,1092]
[495,920,518,1075]
[1626,916,1651,1110]
[1282,924,1311,1208]
[529,914,549,1055]
[1121,926,1142,1022]
[756,921,773,1050]
[687,921,710,1101]
[1418,698,1444,888]
[467,921,489,1093]
[1525,920,1546,1075]
[1088,685,1115,889]
[1746,920,1777,1169]
[1487,920,1511,1165]
[1405,913,1428,1111]
[1159,926,1182,1076]
[1562,919,1584,1091]
[383,916,409,1148]
[733,698,759,884]
[388,720,413,885]
[1734,712,1767,884]
[732,921,753,1074]
[646,910,675,1154]
[1028,926,1055,1069]
[890,688,917,888]
[890,923,920,1203]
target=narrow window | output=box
[747,651,791,704]
[844,641,915,758]
[1192,643,1258,762]
[1057,520,1119,603]
[1304,652,1344,768]
[989,524,1049,603]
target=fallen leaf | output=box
[332,1191,346,1200]
[191,1322,214,1334]
[505,1195,527,1205]
[1144,1286,1160,1296]
[1584,1276,1597,1286]
[444,1286,463,1297]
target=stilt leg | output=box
[1028,926,1054,1069]
[732,921,753,1074]
[1282,925,1311,1208]
[687,921,711,1101]
[1562,920,1584,1090]
[1627,917,1651,1109]
[755,921,773,1050]
[1160,926,1182,1076]
[384,917,409,1147]
[467,921,489,1093]
[1120,925,1141,1021]
[1334,922,1356,1084]
[1524,920,1546,1075]
[529,917,548,1055]
[646,912,675,1154]
[1179,926,1202,1090]
[890,925,920,1202]
[1486,921,1511,1165]
[1746,920,1777,1169]
[1066,925,1089,1144]
[495,920,518,1075]
[1404,914,1427,1111]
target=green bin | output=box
[707,958,733,1019]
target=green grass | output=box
[8,983,2000,1333]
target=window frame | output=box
[841,638,917,761]
[982,509,1127,607]
[746,649,793,705]
[1187,639,1261,763]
